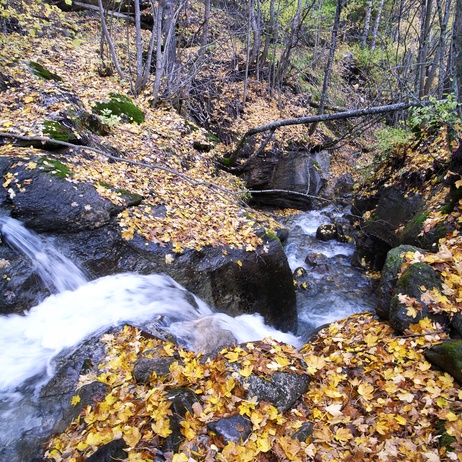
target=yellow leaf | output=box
[397,392,414,403]
[239,364,253,377]
[237,260,243,267]
[124,426,141,447]
[257,436,272,452]
[334,427,353,442]
[70,395,81,406]
[357,382,375,400]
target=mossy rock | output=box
[425,340,462,384]
[37,157,71,178]
[43,121,78,143]
[92,93,144,124]
[376,245,421,320]
[389,262,449,333]
[29,61,62,81]
[401,209,448,250]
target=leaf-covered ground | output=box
[2,1,462,461]
[44,315,462,462]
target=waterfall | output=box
[0,215,87,293]
[0,217,301,393]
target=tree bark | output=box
[309,0,343,135]
[454,0,462,105]
[234,101,421,157]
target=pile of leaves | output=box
[44,314,462,461]
[0,0,284,253]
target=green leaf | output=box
[65,0,72,5]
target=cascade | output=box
[0,209,375,461]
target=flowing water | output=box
[281,206,376,333]
[0,209,375,461]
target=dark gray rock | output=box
[207,414,252,443]
[389,263,449,333]
[316,224,338,241]
[376,245,421,320]
[362,186,424,249]
[0,156,122,233]
[241,150,330,209]
[245,371,310,412]
[163,387,200,453]
[291,422,313,442]
[133,356,178,383]
[425,340,462,384]
[85,439,128,462]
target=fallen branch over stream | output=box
[233,101,422,158]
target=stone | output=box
[425,340,462,384]
[316,224,338,241]
[389,263,449,333]
[240,150,330,209]
[207,414,252,443]
[376,245,421,320]
[133,356,178,383]
[85,439,128,462]
[245,371,310,412]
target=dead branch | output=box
[0,132,245,205]
[232,101,421,159]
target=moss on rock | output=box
[92,93,144,125]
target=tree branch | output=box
[233,101,421,158]
[0,132,245,205]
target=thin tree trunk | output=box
[370,0,385,50]
[454,0,462,106]
[309,0,343,135]
[198,0,211,60]
[416,0,434,98]
[97,0,125,79]
[361,0,373,48]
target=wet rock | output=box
[389,263,449,333]
[376,245,421,320]
[0,156,122,233]
[167,316,236,354]
[61,381,110,432]
[163,388,201,453]
[316,224,337,241]
[425,340,462,384]
[133,356,178,383]
[207,414,252,443]
[241,150,330,209]
[85,439,128,462]
[245,371,310,412]
[291,422,313,442]
[334,173,354,205]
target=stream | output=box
[0,207,375,461]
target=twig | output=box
[0,132,246,205]
[396,330,447,338]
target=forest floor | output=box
[1,1,462,461]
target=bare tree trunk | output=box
[416,0,434,98]
[370,0,385,50]
[198,0,211,60]
[361,0,373,48]
[309,0,343,135]
[97,0,125,79]
[452,0,462,106]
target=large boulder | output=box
[240,150,330,209]
[389,263,449,333]
[0,155,297,331]
[425,340,462,384]
[376,245,422,320]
